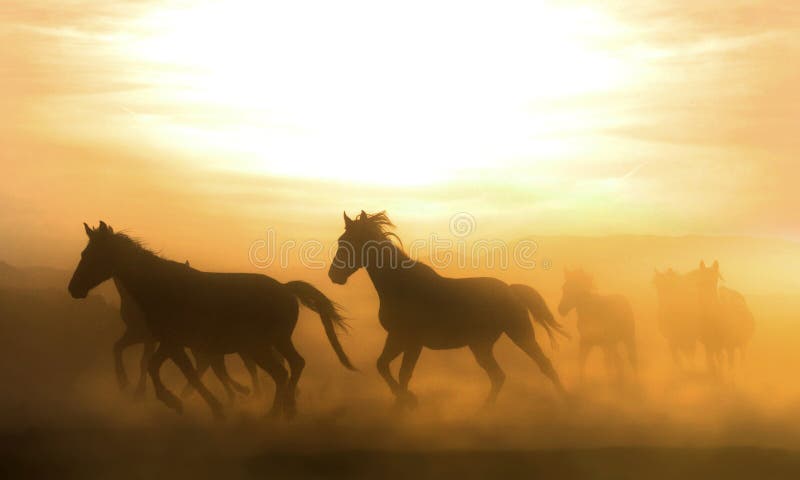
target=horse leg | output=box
[578,339,592,385]
[376,334,404,401]
[241,352,262,397]
[133,339,156,400]
[624,336,638,381]
[181,348,211,398]
[274,339,305,409]
[469,342,506,407]
[208,355,241,404]
[509,329,566,397]
[147,344,183,414]
[170,347,224,420]
[250,347,290,418]
[603,346,624,385]
[112,329,139,390]
[395,344,422,410]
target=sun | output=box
[126,1,628,185]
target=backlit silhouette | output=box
[661,261,755,376]
[69,221,355,419]
[328,211,567,409]
[112,267,262,402]
[558,269,637,384]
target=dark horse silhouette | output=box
[69,221,355,419]
[112,271,263,402]
[328,211,567,409]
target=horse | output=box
[112,269,262,402]
[652,268,700,370]
[327,210,567,410]
[558,269,637,384]
[69,221,355,419]
[692,260,754,375]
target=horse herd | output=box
[68,211,754,420]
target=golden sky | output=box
[2,1,799,268]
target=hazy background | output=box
[1,0,800,477]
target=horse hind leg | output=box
[249,347,291,419]
[241,353,262,397]
[507,324,566,397]
[133,339,156,400]
[469,342,506,407]
[274,339,306,414]
[182,348,211,398]
[209,355,246,403]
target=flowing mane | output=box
[111,232,160,259]
[356,210,403,248]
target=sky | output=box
[1,0,799,268]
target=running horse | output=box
[112,267,263,402]
[558,268,637,384]
[69,221,355,419]
[328,211,567,409]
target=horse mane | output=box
[356,211,404,249]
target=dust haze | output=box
[2,232,800,477]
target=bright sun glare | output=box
[128,1,627,185]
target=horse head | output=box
[69,221,117,298]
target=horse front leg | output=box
[376,334,404,404]
[170,347,224,420]
[396,344,422,410]
[147,344,183,414]
[112,329,139,391]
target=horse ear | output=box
[98,220,108,232]
[343,211,353,228]
[712,260,719,270]
[700,260,706,269]
[84,223,92,238]
[359,209,368,220]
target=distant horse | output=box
[69,221,355,419]
[558,269,637,384]
[652,268,699,370]
[718,286,755,366]
[112,269,262,402]
[692,260,754,375]
[327,211,567,409]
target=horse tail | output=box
[510,284,571,350]
[283,281,357,371]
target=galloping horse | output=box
[112,270,262,402]
[327,211,567,409]
[692,260,754,375]
[69,221,355,419]
[558,269,637,384]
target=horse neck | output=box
[364,241,422,298]
[111,246,169,304]
[573,290,596,315]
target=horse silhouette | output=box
[653,261,754,376]
[653,268,700,370]
[112,267,262,402]
[558,269,637,384]
[688,260,754,375]
[69,221,355,419]
[327,211,567,410]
